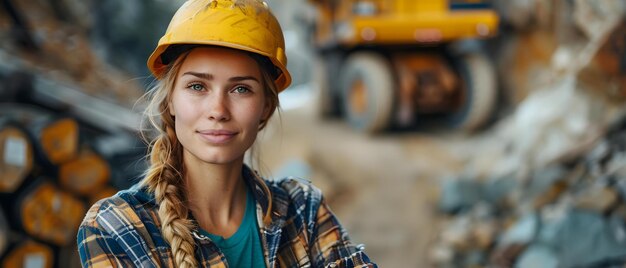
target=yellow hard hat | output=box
[147,0,291,92]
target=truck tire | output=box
[314,54,342,117]
[313,58,333,117]
[448,52,497,131]
[340,52,395,133]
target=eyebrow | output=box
[182,72,260,83]
[183,71,212,80]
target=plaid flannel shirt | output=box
[77,166,376,267]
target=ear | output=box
[261,100,272,123]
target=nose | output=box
[206,93,230,122]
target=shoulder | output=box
[77,184,165,267]
[265,176,325,225]
[80,183,156,230]
[267,176,323,205]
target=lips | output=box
[197,129,238,144]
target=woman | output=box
[76,0,375,267]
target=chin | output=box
[193,148,243,165]
[199,156,237,165]
[181,138,253,166]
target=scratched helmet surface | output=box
[147,0,291,92]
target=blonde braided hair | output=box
[140,46,279,267]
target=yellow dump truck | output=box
[309,0,500,132]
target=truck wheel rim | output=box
[349,79,368,115]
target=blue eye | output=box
[233,86,251,94]
[188,83,204,91]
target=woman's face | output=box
[169,47,269,165]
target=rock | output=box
[581,145,607,182]
[439,179,483,214]
[489,243,527,267]
[471,219,498,249]
[499,213,540,246]
[538,210,626,267]
[515,245,559,268]
[578,23,626,101]
[440,216,473,250]
[573,0,625,40]
[429,243,455,266]
[615,179,626,201]
[484,176,518,206]
[612,133,626,152]
[522,166,567,208]
[509,75,595,169]
[573,186,619,213]
[462,250,486,267]
[532,180,568,209]
[606,116,626,139]
[496,31,557,105]
[586,139,611,165]
[605,152,626,177]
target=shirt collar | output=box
[241,164,272,218]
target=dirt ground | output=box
[257,97,472,267]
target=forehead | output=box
[178,46,261,77]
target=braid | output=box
[142,130,198,268]
[140,51,198,267]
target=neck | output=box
[183,150,248,237]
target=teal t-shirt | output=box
[200,189,266,268]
